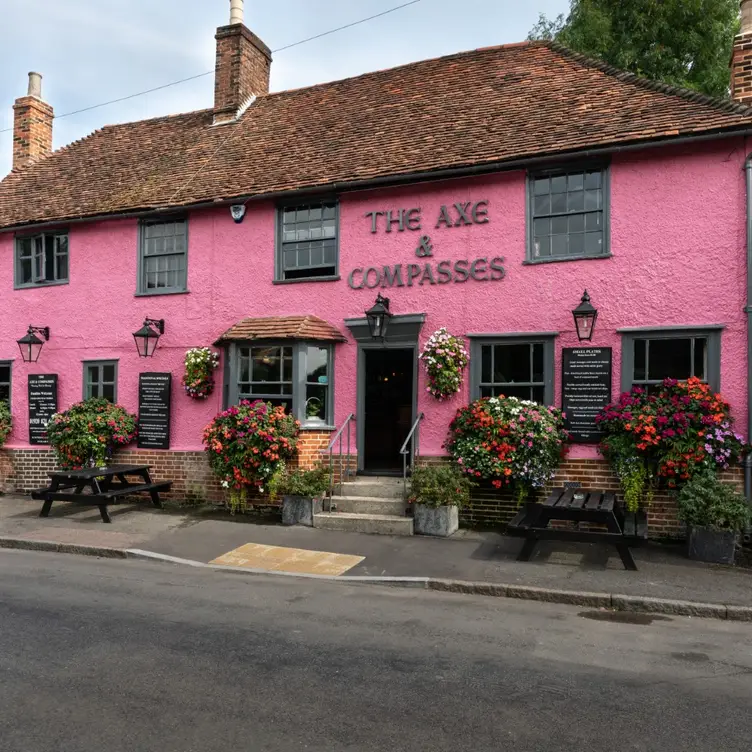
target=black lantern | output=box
[365,294,392,340]
[17,326,50,363]
[572,290,598,341]
[133,318,165,357]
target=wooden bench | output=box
[31,465,172,523]
[507,487,643,571]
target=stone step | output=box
[337,478,406,499]
[327,496,408,515]
[313,512,414,536]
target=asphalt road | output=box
[0,550,751,752]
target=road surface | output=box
[0,549,750,751]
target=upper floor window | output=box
[138,219,188,294]
[0,362,11,405]
[276,201,338,282]
[528,166,609,262]
[15,232,69,288]
[83,360,118,402]
[619,327,722,394]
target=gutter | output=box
[745,155,752,508]
[4,127,752,234]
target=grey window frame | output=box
[274,199,340,283]
[0,361,11,406]
[526,163,611,264]
[14,231,70,288]
[468,333,557,405]
[225,341,335,428]
[619,326,723,393]
[136,217,189,295]
[83,360,119,402]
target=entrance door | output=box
[363,348,414,474]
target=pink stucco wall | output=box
[0,139,748,458]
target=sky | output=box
[0,0,569,176]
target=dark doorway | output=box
[363,348,414,474]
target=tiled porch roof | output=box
[215,315,347,344]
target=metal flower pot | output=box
[687,526,737,565]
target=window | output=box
[620,328,722,393]
[0,362,11,405]
[83,361,118,402]
[138,219,188,294]
[229,343,333,425]
[277,201,338,281]
[528,167,608,261]
[15,232,69,287]
[469,336,556,405]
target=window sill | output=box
[522,254,612,266]
[273,275,340,285]
[300,423,335,432]
[135,289,190,297]
[14,280,69,290]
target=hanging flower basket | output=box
[419,328,469,400]
[183,347,220,400]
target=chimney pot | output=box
[230,0,243,24]
[27,71,43,98]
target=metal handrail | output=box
[326,413,355,511]
[400,412,424,500]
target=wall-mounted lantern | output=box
[17,326,50,363]
[133,318,165,357]
[365,294,392,340]
[572,290,598,342]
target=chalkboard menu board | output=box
[28,374,58,445]
[562,348,612,443]
[138,373,171,450]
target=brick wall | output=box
[732,31,752,105]
[12,95,53,170]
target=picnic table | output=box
[31,464,172,523]
[506,487,644,571]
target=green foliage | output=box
[408,463,474,509]
[0,402,11,448]
[677,473,751,532]
[529,0,740,98]
[279,466,330,499]
[46,398,138,469]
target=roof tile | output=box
[215,315,347,344]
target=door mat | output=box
[210,542,364,576]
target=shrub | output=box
[445,396,568,503]
[597,378,746,511]
[203,400,300,512]
[46,398,138,469]
[183,347,220,399]
[677,473,751,533]
[419,328,469,400]
[0,402,11,448]
[408,464,473,508]
[278,466,330,498]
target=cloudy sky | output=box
[0,0,568,176]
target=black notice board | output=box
[28,374,58,446]
[138,373,172,450]
[562,348,612,443]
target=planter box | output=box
[413,503,459,537]
[282,495,323,527]
[687,526,738,565]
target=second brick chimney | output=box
[213,0,272,125]
[12,72,54,170]
[731,0,752,105]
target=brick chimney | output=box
[12,72,54,170]
[732,1,752,104]
[213,0,272,125]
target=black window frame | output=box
[526,163,611,264]
[14,230,70,288]
[226,341,335,427]
[0,361,11,406]
[83,360,119,402]
[136,217,189,296]
[468,334,557,405]
[619,326,722,393]
[274,199,340,283]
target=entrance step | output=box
[313,512,414,536]
[328,496,408,515]
[338,477,405,499]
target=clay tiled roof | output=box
[3,41,752,229]
[215,315,347,344]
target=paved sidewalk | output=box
[2,493,750,608]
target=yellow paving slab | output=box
[210,542,364,576]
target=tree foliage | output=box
[528,0,740,98]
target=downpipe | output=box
[744,155,752,543]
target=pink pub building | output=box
[3,0,752,536]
